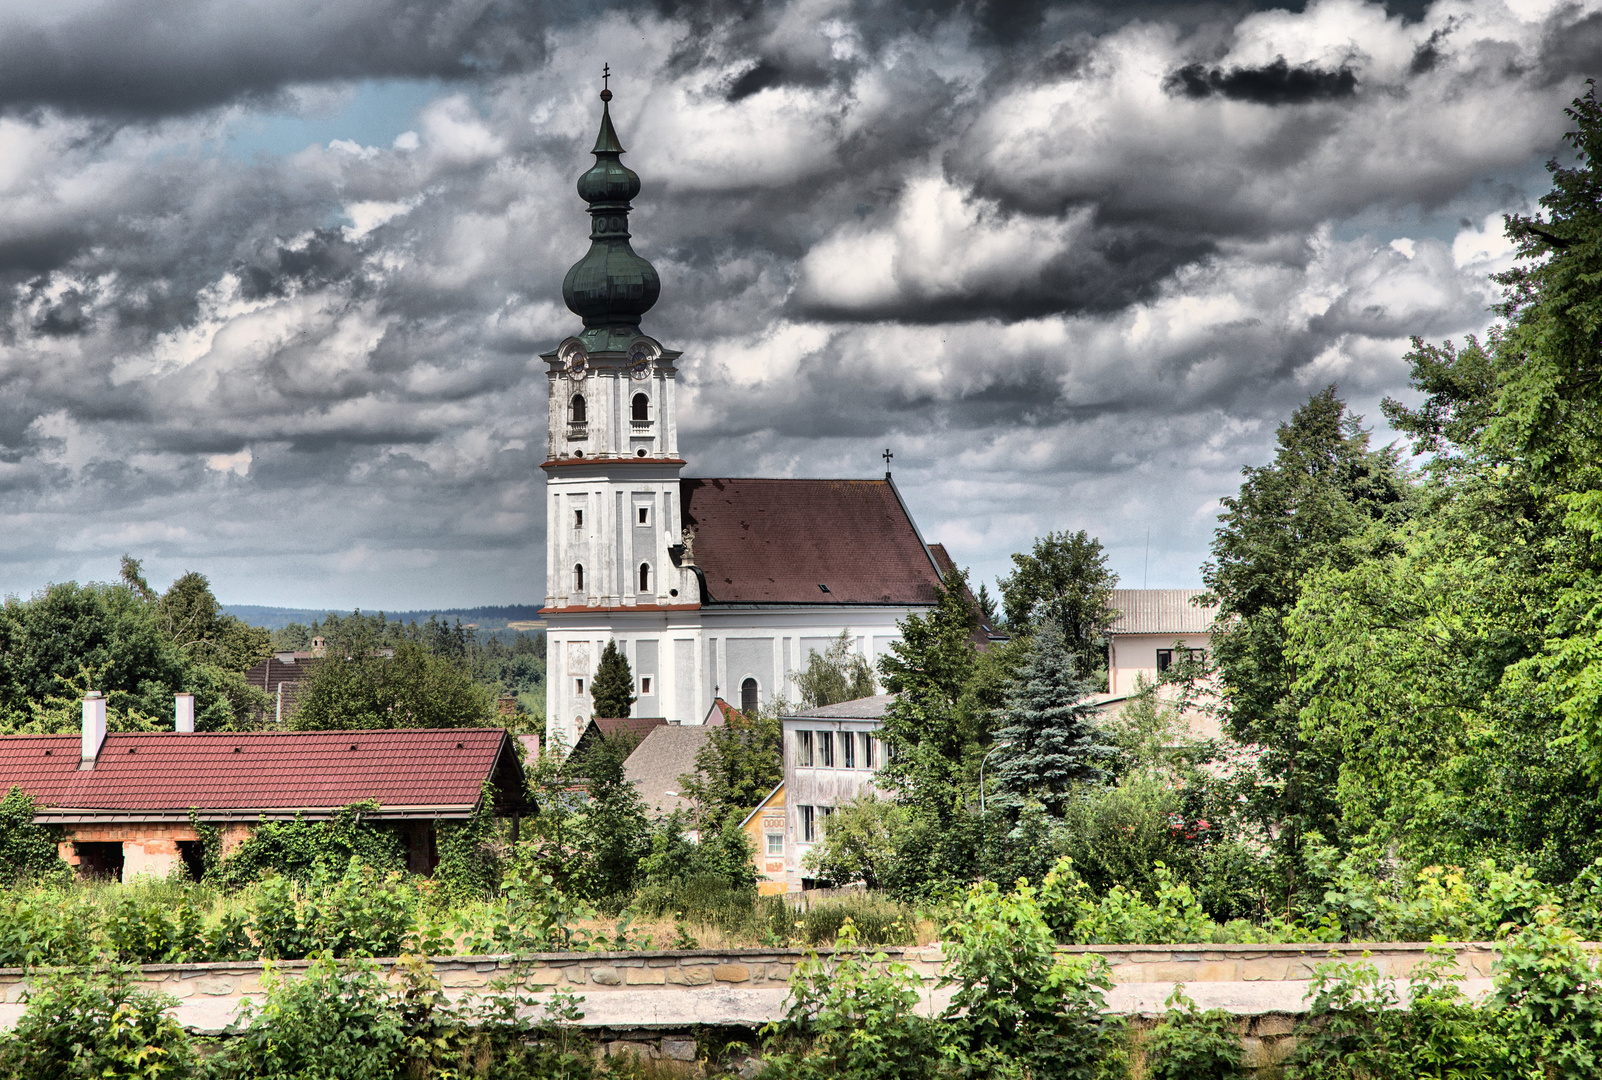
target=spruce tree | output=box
[591,640,636,719]
[993,623,1113,814]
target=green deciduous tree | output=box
[796,630,876,708]
[289,640,498,730]
[1202,386,1411,875]
[590,640,635,719]
[999,530,1117,676]
[679,702,783,833]
[876,569,980,815]
[801,793,907,890]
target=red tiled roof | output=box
[704,698,737,727]
[0,728,523,822]
[681,478,941,605]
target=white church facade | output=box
[541,85,961,750]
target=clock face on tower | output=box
[628,339,658,380]
[559,340,588,381]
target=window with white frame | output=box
[766,833,783,855]
[640,676,651,695]
[796,730,813,767]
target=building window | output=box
[1157,649,1173,673]
[741,677,758,714]
[570,394,587,423]
[640,676,651,695]
[632,393,649,421]
[574,509,583,528]
[842,732,855,769]
[639,563,651,592]
[800,805,816,842]
[796,730,813,767]
[818,731,834,768]
[862,733,876,769]
[575,678,585,696]
[574,564,584,592]
[637,505,650,525]
[766,833,783,855]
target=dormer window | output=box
[570,394,587,423]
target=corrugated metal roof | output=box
[0,728,519,817]
[1108,589,1217,635]
[682,478,942,605]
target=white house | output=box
[781,694,893,891]
[539,87,975,750]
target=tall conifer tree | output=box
[591,640,636,719]
[993,623,1113,814]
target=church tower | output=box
[542,82,695,619]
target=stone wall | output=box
[0,940,1505,1040]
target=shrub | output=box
[0,889,97,967]
[798,895,915,947]
[218,801,405,887]
[940,878,1114,1080]
[250,865,417,960]
[208,954,411,1080]
[0,965,195,1079]
[0,788,68,886]
[763,919,940,1080]
[1142,988,1244,1080]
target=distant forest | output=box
[224,604,545,632]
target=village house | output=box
[0,691,527,882]
[781,694,893,892]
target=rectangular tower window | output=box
[575,678,585,696]
[574,509,583,528]
[818,731,834,767]
[640,677,651,694]
[795,730,813,767]
[637,506,650,525]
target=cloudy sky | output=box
[0,0,1585,609]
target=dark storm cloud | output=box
[0,0,564,117]
[0,0,1585,606]
[1165,56,1359,104]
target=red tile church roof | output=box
[681,478,942,605]
[0,728,524,823]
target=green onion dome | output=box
[561,88,661,331]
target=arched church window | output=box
[741,678,758,715]
[632,393,649,422]
[570,394,587,423]
[574,564,584,592]
[639,563,651,592]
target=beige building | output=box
[1106,588,1220,737]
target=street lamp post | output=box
[979,744,1009,813]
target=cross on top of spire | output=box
[601,63,612,102]
[883,448,894,477]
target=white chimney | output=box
[175,693,194,733]
[80,691,106,770]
